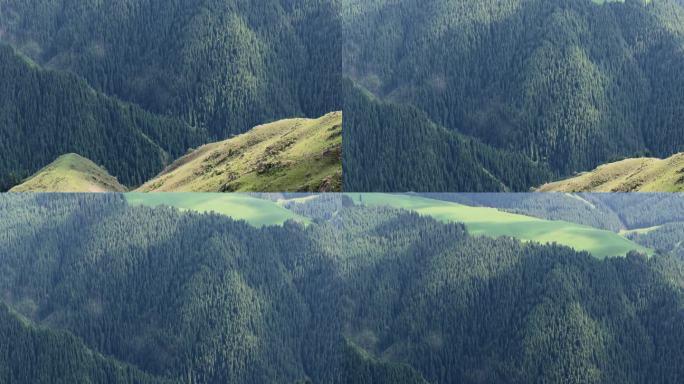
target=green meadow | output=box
[350,194,650,259]
[125,193,650,258]
[125,193,310,227]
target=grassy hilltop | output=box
[9,154,127,193]
[537,153,684,192]
[136,112,342,193]
[125,193,310,227]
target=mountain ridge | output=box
[137,112,342,193]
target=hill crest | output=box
[136,112,342,192]
[9,153,127,192]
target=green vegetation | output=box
[9,153,127,192]
[0,0,340,138]
[0,304,170,384]
[8,113,341,193]
[0,44,202,191]
[125,193,310,227]
[350,193,650,258]
[1,194,683,383]
[343,81,552,192]
[536,153,684,192]
[343,0,684,191]
[0,0,340,191]
[138,112,342,193]
[437,193,684,233]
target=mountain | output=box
[536,153,684,192]
[9,153,127,192]
[137,112,342,192]
[1,193,684,383]
[342,0,684,191]
[0,43,203,191]
[0,0,341,138]
[0,0,340,191]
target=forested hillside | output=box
[343,81,552,191]
[1,194,684,383]
[0,44,202,190]
[0,0,341,138]
[342,0,684,191]
[422,193,684,262]
[0,304,170,384]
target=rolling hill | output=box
[349,193,650,258]
[8,113,342,193]
[137,112,342,192]
[536,153,684,192]
[126,192,650,258]
[9,153,127,192]
[125,193,310,227]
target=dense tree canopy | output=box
[0,304,171,384]
[0,44,203,190]
[342,0,684,191]
[0,0,341,190]
[0,0,341,138]
[1,194,684,383]
[343,81,552,192]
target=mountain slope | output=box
[125,193,311,227]
[137,112,342,192]
[0,303,171,384]
[0,0,341,138]
[1,194,684,383]
[349,193,649,258]
[343,81,552,191]
[0,43,202,191]
[536,153,684,192]
[9,153,127,192]
[342,0,684,190]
